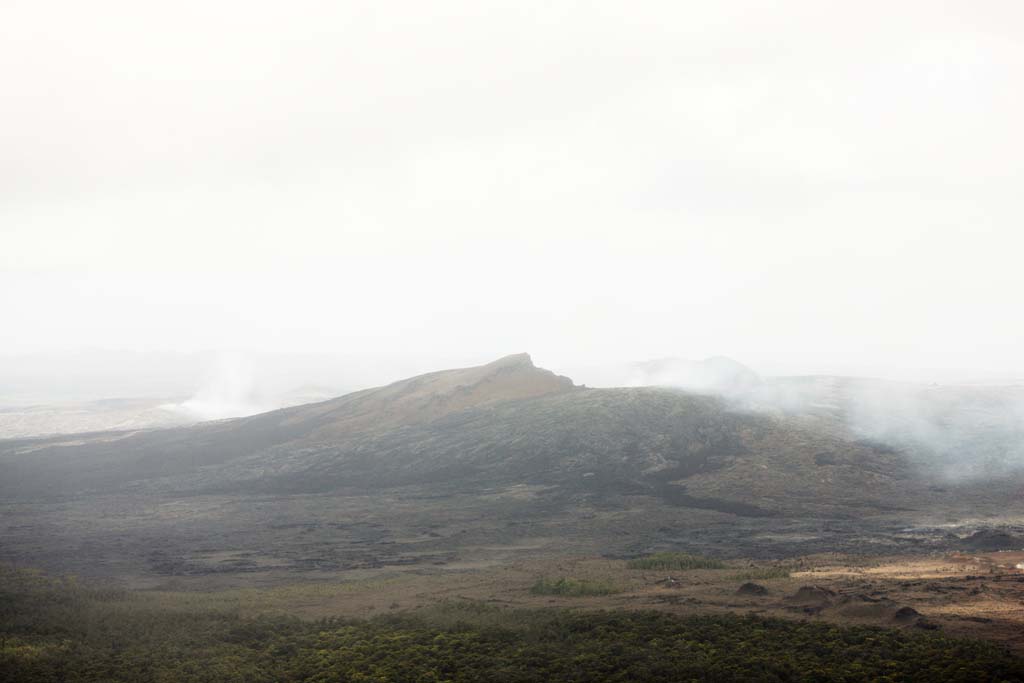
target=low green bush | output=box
[627,551,726,571]
[728,566,792,581]
[529,576,620,596]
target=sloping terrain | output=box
[0,354,565,495]
[2,354,1024,592]
[0,354,921,516]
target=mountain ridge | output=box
[2,353,1022,585]
[0,354,925,517]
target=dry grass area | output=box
[130,549,1024,654]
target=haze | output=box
[3,1,1023,394]
[6,6,1024,675]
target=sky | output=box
[2,1,1023,394]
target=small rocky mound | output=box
[835,594,898,619]
[893,606,922,623]
[736,582,769,596]
[785,585,837,607]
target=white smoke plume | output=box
[164,353,273,421]
[581,356,1024,482]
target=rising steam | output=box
[606,356,1024,482]
[164,353,273,421]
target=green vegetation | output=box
[529,576,620,596]
[627,551,727,571]
[728,566,792,581]
[2,566,1023,682]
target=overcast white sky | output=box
[2,1,1023,387]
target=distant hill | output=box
[0,384,340,440]
[0,354,951,517]
[4,352,1024,584]
[0,397,195,439]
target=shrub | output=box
[728,566,792,581]
[529,577,620,596]
[627,552,726,571]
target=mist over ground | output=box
[2,348,1022,483]
[4,5,1024,675]
[575,356,1024,482]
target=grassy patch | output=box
[140,576,405,615]
[627,552,726,571]
[529,577,620,596]
[728,566,792,581]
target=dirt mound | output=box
[835,594,897,619]
[785,586,836,607]
[893,606,921,623]
[736,582,769,596]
